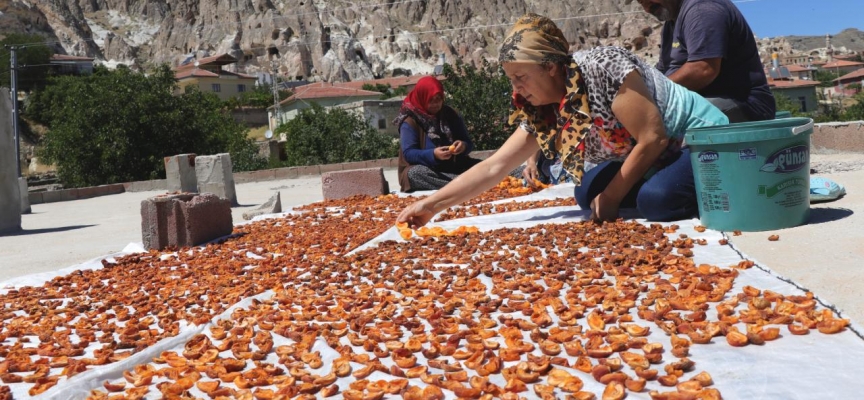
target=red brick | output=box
[141,193,233,250]
[322,168,390,200]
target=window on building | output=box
[238,84,247,93]
[798,96,807,112]
[378,118,387,130]
[212,84,221,93]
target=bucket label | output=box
[698,151,719,163]
[758,177,808,198]
[738,147,757,161]
[760,144,809,173]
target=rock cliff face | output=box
[4,0,666,82]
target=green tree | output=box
[843,92,864,121]
[29,64,264,187]
[0,33,53,92]
[442,60,512,150]
[773,93,805,117]
[275,103,397,166]
[815,69,841,88]
[362,83,408,99]
[225,83,292,109]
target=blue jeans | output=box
[574,149,698,222]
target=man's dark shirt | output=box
[656,0,776,121]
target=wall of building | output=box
[231,108,269,127]
[812,122,864,152]
[276,95,382,125]
[772,87,818,113]
[177,77,256,101]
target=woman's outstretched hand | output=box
[590,192,620,222]
[397,199,437,229]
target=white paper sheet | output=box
[4,186,864,399]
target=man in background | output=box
[639,0,776,122]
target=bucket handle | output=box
[791,120,814,136]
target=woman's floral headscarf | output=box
[500,13,605,185]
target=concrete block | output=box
[275,167,299,180]
[242,192,282,220]
[165,154,198,193]
[0,87,21,234]
[320,163,342,174]
[141,193,233,250]
[18,178,30,214]
[296,165,321,177]
[77,186,99,199]
[812,122,864,152]
[124,179,168,192]
[195,153,238,206]
[366,159,390,169]
[322,168,390,200]
[28,191,43,205]
[341,161,368,171]
[41,189,66,204]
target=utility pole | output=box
[271,60,281,132]
[6,45,21,177]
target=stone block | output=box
[77,186,99,200]
[165,154,198,193]
[322,168,390,200]
[18,178,30,214]
[320,163,342,174]
[124,179,168,192]
[28,191,43,205]
[296,165,321,177]
[141,193,233,250]
[195,153,238,206]
[341,161,368,171]
[0,88,21,234]
[366,159,390,169]
[242,192,282,220]
[275,167,299,180]
[812,122,864,152]
[41,189,76,204]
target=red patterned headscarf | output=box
[395,76,454,144]
[403,76,444,117]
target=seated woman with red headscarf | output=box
[394,76,482,192]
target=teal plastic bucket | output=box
[685,117,813,232]
[775,111,792,119]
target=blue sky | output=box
[735,0,864,38]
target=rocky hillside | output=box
[785,28,864,53]
[2,0,664,82]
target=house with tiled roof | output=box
[336,74,443,93]
[174,54,256,101]
[49,54,94,76]
[819,59,864,75]
[784,64,818,81]
[269,82,385,129]
[768,78,820,113]
[832,68,864,96]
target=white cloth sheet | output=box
[3,185,863,399]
